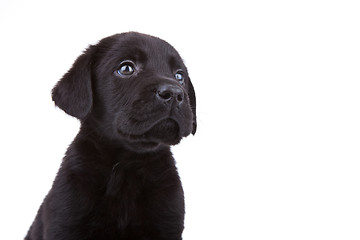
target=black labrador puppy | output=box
[25,32,196,240]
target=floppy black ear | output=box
[188,78,197,135]
[52,46,95,119]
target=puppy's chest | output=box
[105,159,147,198]
[93,156,173,231]
[100,155,173,209]
[102,151,173,192]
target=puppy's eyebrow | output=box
[118,46,147,62]
[168,55,182,69]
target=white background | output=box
[0,0,359,239]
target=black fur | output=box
[25,32,196,240]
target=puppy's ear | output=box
[52,46,95,119]
[188,78,197,135]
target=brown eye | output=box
[116,61,135,76]
[118,65,134,75]
[175,71,185,84]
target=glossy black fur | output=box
[25,32,196,240]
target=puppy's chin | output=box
[118,118,183,151]
[144,118,181,145]
[122,141,162,153]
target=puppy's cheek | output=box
[178,104,194,136]
[114,111,134,134]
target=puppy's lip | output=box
[117,116,176,135]
[117,128,162,149]
[117,117,181,145]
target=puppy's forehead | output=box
[118,33,177,53]
[100,33,184,67]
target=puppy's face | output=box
[52,32,196,150]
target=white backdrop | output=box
[0,0,359,239]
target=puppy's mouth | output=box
[117,118,181,146]
[144,118,180,144]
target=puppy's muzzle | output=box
[156,83,184,106]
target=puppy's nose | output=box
[157,84,184,104]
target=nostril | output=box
[177,93,183,103]
[158,90,172,101]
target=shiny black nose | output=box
[157,84,184,104]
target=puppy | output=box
[25,32,196,240]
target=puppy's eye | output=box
[116,61,135,76]
[175,71,185,84]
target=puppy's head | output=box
[52,32,196,150]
